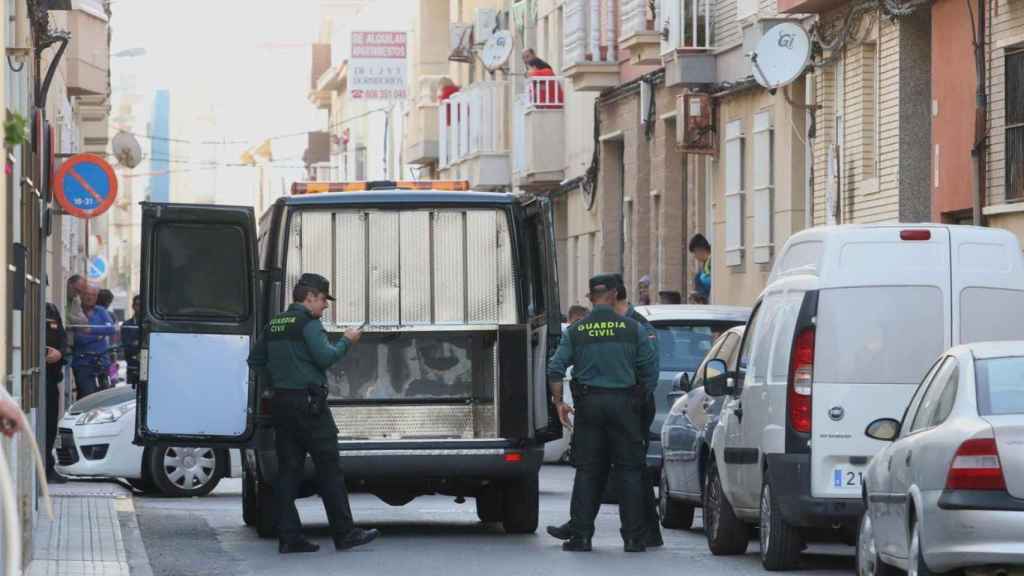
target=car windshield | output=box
[653,321,742,373]
[974,356,1024,416]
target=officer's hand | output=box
[344,327,363,344]
[46,346,62,365]
[556,402,574,429]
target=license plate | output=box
[832,467,864,488]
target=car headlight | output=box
[77,401,134,425]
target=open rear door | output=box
[523,197,563,442]
[135,202,258,446]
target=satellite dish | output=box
[111,131,142,169]
[751,22,811,90]
[480,30,513,71]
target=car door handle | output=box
[905,451,912,466]
[735,403,743,420]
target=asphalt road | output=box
[132,466,855,576]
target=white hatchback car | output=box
[858,342,1024,576]
[55,386,240,496]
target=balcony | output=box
[65,7,109,96]
[405,76,445,165]
[663,0,716,87]
[437,81,512,190]
[777,0,846,13]
[513,77,566,189]
[564,0,621,92]
[619,0,661,65]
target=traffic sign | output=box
[54,153,118,219]
[88,255,108,281]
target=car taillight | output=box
[945,437,1006,491]
[788,327,815,434]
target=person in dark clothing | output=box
[689,233,712,301]
[122,295,142,387]
[545,274,659,553]
[97,289,114,310]
[248,273,379,555]
[658,290,683,304]
[45,303,68,483]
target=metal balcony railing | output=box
[438,81,511,169]
[565,0,619,66]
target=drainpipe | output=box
[971,0,987,226]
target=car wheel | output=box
[703,460,750,555]
[476,484,504,523]
[907,517,936,576]
[659,467,694,530]
[857,512,899,576]
[149,445,222,498]
[501,473,539,534]
[760,479,803,570]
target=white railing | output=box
[437,80,511,169]
[565,0,619,67]
[621,0,657,38]
[513,95,527,175]
[525,76,565,110]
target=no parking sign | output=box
[54,153,118,219]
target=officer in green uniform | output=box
[248,273,380,554]
[546,274,659,552]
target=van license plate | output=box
[832,468,864,488]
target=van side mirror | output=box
[865,418,901,442]
[703,359,733,397]
[674,372,690,392]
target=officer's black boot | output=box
[623,539,647,553]
[546,522,572,540]
[562,537,592,552]
[279,539,320,554]
[645,528,664,548]
[334,527,380,551]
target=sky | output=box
[110,0,326,205]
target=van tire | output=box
[254,480,277,538]
[760,480,803,571]
[476,485,504,523]
[501,474,539,534]
[659,467,694,530]
[703,460,750,555]
[242,462,257,526]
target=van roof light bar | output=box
[291,180,471,195]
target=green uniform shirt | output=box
[248,303,351,390]
[625,305,660,373]
[547,304,658,391]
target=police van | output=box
[133,181,563,536]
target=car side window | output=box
[738,304,763,373]
[691,335,726,390]
[900,357,944,438]
[929,363,959,427]
[910,358,956,434]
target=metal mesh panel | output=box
[400,211,432,324]
[331,404,497,440]
[285,212,302,304]
[301,212,335,325]
[334,211,366,324]
[368,211,400,324]
[466,210,498,323]
[496,213,517,324]
[433,211,465,323]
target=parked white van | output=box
[700,224,1024,571]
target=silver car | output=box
[858,341,1024,576]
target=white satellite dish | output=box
[480,30,513,71]
[111,131,143,169]
[751,22,811,90]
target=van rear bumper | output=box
[766,454,864,528]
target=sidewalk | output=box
[25,481,152,576]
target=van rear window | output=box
[152,223,250,320]
[961,288,1024,344]
[815,286,944,384]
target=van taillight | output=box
[945,437,1006,491]
[900,229,931,241]
[788,327,815,434]
[259,395,273,416]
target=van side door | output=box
[135,202,258,447]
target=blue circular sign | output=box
[54,154,118,219]
[88,255,108,281]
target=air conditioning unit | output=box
[6,0,32,57]
[449,23,473,63]
[676,93,717,155]
[474,8,498,45]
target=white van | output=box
[700,224,1024,571]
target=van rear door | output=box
[949,227,1024,345]
[135,202,258,446]
[523,198,562,442]
[811,227,951,499]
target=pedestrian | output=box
[248,273,379,554]
[45,302,68,483]
[122,295,142,387]
[566,305,588,325]
[548,275,663,549]
[688,233,712,302]
[545,274,659,553]
[658,290,682,304]
[71,284,115,399]
[522,47,537,68]
[637,275,652,306]
[97,289,114,310]
[65,275,89,347]
[526,58,563,108]
[437,77,460,126]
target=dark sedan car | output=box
[658,326,745,529]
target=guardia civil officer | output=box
[546,274,659,552]
[248,273,380,554]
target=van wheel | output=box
[857,512,899,576]
[254,480,277,538]
[760,480,803,571]
[242,462,257,526]
[659,467,694,530]
[476,485,504,523]
[907,518,936,576]
[703,460,750,555]
[149,446,222,498]
[501,474,539,534]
